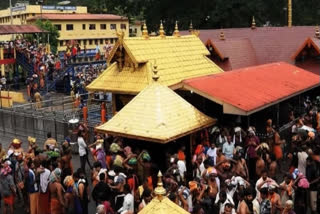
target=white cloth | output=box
[255,177,278,200]
[252,198,260,214]
[77,137,87,156]
[207,147,217,165]
[222,142,235,159]
[118,193,134,214]
[40,168,50,193]
[177,160,186,179]
[215,192,236,214]
[298,151,308,176]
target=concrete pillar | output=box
[0,47,4,76]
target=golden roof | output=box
[86,34,223,94]
[95,82,216,143]
[138,197,190,214]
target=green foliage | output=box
[1,0,320,31]
[35,19,60,54]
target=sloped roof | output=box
[139,197,190,214]
[27,13,127,21]
[96,82,216,143]
[86,35,223,94]
[207,38,258,70]
[0,25,45,35]
[291,37,320,60]
[182,62,320,115]
[182,26,316,70]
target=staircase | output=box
[15,51,34,77]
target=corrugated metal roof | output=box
[86,35,223,94]
[182,27,317,70]
[96,82,216,143]
[27,13,127,21]
[0,25,45,35]
[183,62,320,115]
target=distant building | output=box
[129,21,143,37]
[0,4,129,52]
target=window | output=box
[89,24,96,30]
[59,41,64,46]
[66,24,73,31]
[135,28,137,33]
[100,39,103,44]
[83,40,87,46]
[89,40,93,45]
[100,24,106,30]
[120,24,126,29]
[32,13,35,16]
[110,24,116,30]
[54,24,61,31]
[94,39,98,45]
[82,24,86,30]
[110,38,114,44]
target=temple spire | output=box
[154,171,166,200]
[152,61,159,82]
[189,21,193,32]
[159,20,166,38]
[251,16,256,29]
[142,22,149,39]
[173,21,180,37]
[219,30,225,40]
[315,26,320,38]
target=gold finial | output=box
[142,22,149,39]
[315,26,320,38]
[173,21,180,37]
[154,171,166,200]
[116,31,125,45]
[251,16,256,29]
[219,30,225,40]
[288,0,292,27]
[159,20,166,38]
[189,21,193,32]
[152,61,159,81]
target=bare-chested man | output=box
[231,151,249,180]
[268,186,282,214]
[49,168,65,214]
[239,188,254,214]
[256,151,266,179]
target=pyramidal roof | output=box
[138,197,190,214]
[86,35,223,94]
[96,82,216,143]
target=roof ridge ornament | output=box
[142,21,149,39]
[251,16,256,30]
[154,171,166,200]
[315,26,320,39]
[152,60,159,81]
[173,21,180,37]
[159,20,166,38]
[189,20,193,32]
[219,30,225,40]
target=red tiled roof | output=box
[27,13,128,21]
[207,38,258,70]
[0,25,45,35]
[182,27,317,70]
[182,62,320,115]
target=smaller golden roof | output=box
[139,171,190,214]
[95,78,215,143]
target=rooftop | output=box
[27,13,128,21]
[0,25,46,35]
[87,32,223,94]
[182,62,320,115]
[95,80,215,143]
[182,26,317,70]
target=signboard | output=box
[11,6,26,12]
[42,5,76,11]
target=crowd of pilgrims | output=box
[0,99,320,214]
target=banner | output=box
[11,6,26,12]
[42,5,76,11]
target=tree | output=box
[35,19,60,54]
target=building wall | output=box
[0,5,87,25]
[26,19,129,51]
[129,23,142,37]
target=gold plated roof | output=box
[96,82,216,143]
[86,35,223,94]
[138,197,190,214]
